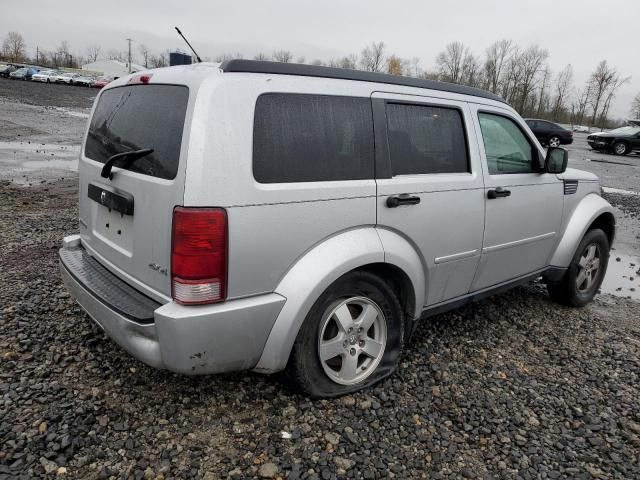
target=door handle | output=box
[386,194,421,208]
[487,187,511,199]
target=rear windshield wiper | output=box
[100,148,154,179]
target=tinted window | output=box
[478,113,537,174]
[386,103,469,175]
[253,94,374,183]
[85,85,189,180]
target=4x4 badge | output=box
[100,191,107,204]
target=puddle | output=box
[0,140,79,183]
[601,252,640,300]
[53,107,90,119]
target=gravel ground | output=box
[1,179,640,479]
[0,77,97,109]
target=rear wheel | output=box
[548,135,561,148]
[547,228,609,307]
[613,141,629,156]
[286,271,405,397]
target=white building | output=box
[82,60,145,78]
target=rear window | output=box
[85,85,189,180]
[253,93,374,183]
[386,103,469,175]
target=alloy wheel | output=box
[549,136,561,148]
[576,243,601,293]
[318,296,387,385]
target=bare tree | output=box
[359,41,386,72]
[2,31,26,63]
[536,65,552,117]
[573,85,592,126]
[596,75,630,128]
[253,52,269,61]
[483,40,513,94]
[296,56,306,64]
[409,57,420,77]
[435,41,465,83]
[460,50,482,87]
[329,54,358,70]
[138,44,150,68]
[631,92,640,120]
[106,49,126,62]
[586,60,626,127]
[311,59,324,66]
[86,45,101,63]
[512,45,549,113]
[272,50,292,63]
[149,51,169,68]
[550,64,573,120]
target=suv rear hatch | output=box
[78,82,190,301]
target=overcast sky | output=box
[3,0,638,118]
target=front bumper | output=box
[59,235,286,374]
[587,139,610,149]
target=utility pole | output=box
[126,38,133,73]
[36,46,39,65]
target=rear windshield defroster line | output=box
[84,84,189,180]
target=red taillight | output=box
[171,207,227,305]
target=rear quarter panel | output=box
[184,75,379,299]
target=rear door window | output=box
[253,93,374,183]
[385,103,469,175]
[85,85,189,180]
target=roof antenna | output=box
[174,26,202,63]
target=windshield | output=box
[609,126,640,135]
[85,84,189,180]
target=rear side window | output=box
[386,103,469,175]
[253,94,374,183]
[85,85,189,180]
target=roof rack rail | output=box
[220,59,506,104]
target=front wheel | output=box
[547,228,609,307]
[548,135,561,148]
[613,141,629,156]
[285,271,405,397]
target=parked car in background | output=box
[73,75,95,87]
[525,119,573,147]
[588,125,640,155]
[55,72,80,84]
[9,67,39,80]
[573,125,591,133]
[91,76,113,88]
[59,61,615,397]
[32,69,60,83]
[0,64,18,78]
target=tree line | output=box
[2,31,638,126]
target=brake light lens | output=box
[127,73,153,85]
[171,207,227,305]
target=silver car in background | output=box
[60,61,615,397]
[31,69,60,83]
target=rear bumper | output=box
[60,235,286,374]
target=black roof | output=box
[220,59,506,104]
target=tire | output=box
[613,141,629,156]
[548,135,561,148]
[547,228,609,307]
[285,271,405,398]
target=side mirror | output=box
[544,147,568,174]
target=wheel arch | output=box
[549,194,616,268]
[252,227,425,374]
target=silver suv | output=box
[60,60,615,397]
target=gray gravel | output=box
[1,178,639,479]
